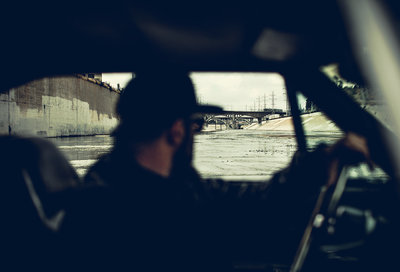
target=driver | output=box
[62,71,372,271]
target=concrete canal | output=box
[50,130,342,180]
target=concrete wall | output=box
[0,76,119,137]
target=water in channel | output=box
[49,130,340,181]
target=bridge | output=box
[203,109,286,129]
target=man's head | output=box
[114,72,220,142]
[113,71,221,176]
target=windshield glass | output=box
[1,71,389,181]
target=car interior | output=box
[1,1,400,271]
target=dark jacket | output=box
[62,144,330,271]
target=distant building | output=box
[81,73,102,81]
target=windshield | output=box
[1,71,390,181]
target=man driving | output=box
[63,71,372,271]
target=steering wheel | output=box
[290,165,350,272]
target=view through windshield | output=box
[0,71,387,180]
[45,72,361,180]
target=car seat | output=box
[0,135,80,270]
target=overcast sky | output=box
[103,72,289,111]
[102,73,133,90]
[190,72,287,111]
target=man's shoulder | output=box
[84,151,125,186]
[83,149,157,189]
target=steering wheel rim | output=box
[290,166,349,272]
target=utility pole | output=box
[271,91,275,114]
[263,93,266,110]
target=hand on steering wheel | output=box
[290,132,374,272]
[325,132,374,187]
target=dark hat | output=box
[116,72,223,123]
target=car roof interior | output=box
[0,1,368,89]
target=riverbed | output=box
[50,130,342,180]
